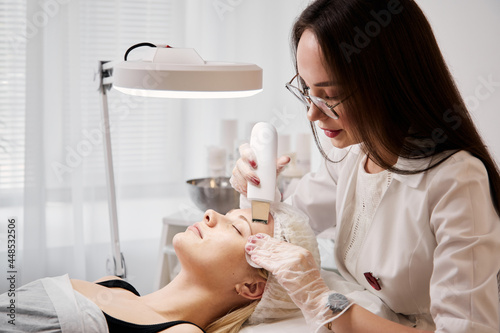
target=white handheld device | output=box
[247,122,278,222]
[246,122,277,268]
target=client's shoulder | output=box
[93,275,124,283]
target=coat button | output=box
[364,272,382,290]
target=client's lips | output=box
[321,128,343,138]
[188,224,203,238]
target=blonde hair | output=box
[206,269,268,333]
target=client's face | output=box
[173,208,274,284]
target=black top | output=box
[96,279,206,333]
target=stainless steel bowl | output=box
[186,177,239,214]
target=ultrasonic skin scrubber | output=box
[246,122,278,268]
[247,122,278,224]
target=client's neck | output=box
[140,270,246,329]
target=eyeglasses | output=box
[285,74,350,120]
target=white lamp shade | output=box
[112,48,263,98]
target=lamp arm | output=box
[97,60,126,278]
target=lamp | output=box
[96,43,263,278]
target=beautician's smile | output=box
[320,127,343,138]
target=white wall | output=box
[417,0,500,163]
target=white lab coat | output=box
[288,144,500,333]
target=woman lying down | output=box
[0,202,320,333]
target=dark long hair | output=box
[292,0,500,216]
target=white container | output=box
[207,146,226,177]
[278,134,291,157]
[279,153,304,198]
[296,132,311,175]
[220,119,238,176]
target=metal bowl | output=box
[186,177,239,214]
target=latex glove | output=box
[246,234,353,332]
[230,142,291,196]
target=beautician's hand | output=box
[230,143,290,195]
[246,234,353,332]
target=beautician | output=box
[231,0,500,332]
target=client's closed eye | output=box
[232,224,242,236]
[224,211,254,236]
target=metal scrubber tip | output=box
[251,200,270,224]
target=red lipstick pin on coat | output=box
[364,272,382,291]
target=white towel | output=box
[0,274,108,333]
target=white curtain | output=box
[1,0,191,293]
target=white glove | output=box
[246,234,353,332]
[230,142,290,196]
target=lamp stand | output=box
[97,60,126,278]
[94,46,262,279]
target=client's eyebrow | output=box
[238,215,254,235]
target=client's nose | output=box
[203,209,218,227]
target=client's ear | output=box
[236,276,266,300]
